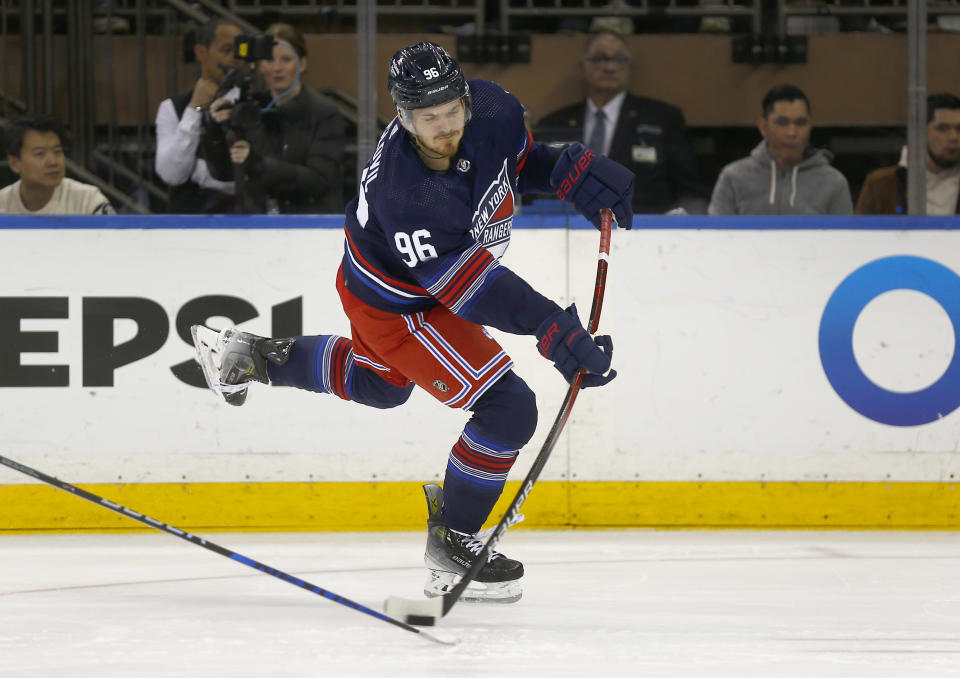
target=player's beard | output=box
[418,130,462,159]
[929,147,960,170]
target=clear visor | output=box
[397,95,472,136]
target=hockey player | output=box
[192,42,634,603]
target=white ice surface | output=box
[2,530,960,677]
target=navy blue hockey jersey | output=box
[341,80,562,336]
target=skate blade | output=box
[190,325,248,404]
[424,570,522,604]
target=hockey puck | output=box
[406,614,436,627]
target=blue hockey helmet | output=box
[388,42,471,129]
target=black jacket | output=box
[537,92,707,214]
[204,86,345,214]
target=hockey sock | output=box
[442,371,537,534]
[267,335,353,400]
[442,425,519,535]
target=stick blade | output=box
[384,594,445,626]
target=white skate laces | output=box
[456,512,525,563]
[451,531,502,563]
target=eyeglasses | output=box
[584,55,630,67]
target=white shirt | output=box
[926,165,960,215]
[154,84,238,193]
[0,178,113,215]
[897,145,960,215]
[583,90,627,157]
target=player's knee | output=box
[470,371,538,451]
[507,377,539,448]
[511,382,537,449]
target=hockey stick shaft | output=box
[0,454,454,645]
[440,208,614,616]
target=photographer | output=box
[154,17,242,213]
[202,23,345,214]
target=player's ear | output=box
[7,154,21,175]
[299,56,308,75]
[194,43,207,63]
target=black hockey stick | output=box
[0,454,457,645]
[385,208,614,626]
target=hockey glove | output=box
[551,142,634,230]
[535,304,616,389]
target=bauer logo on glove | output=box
[534,303,616,389]
[554,148,596,202]
[550,142,635,231]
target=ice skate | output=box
[190,325,294,406]
[422,483,523,603]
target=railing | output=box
[225,0,485,31]
[0,1,194,213]
[498,0,762,35]
[779,0,960,35]
[0,0,949,214]
[0,0,484,213]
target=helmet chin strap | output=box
[410,135,447,160]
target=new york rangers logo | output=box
[469,158,514,258]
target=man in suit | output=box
[537,30,707,214]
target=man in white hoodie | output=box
[708,84,853,215]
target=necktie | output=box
[587,109,607,155]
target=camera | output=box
[211,33,278,140]
[234,34,276,62]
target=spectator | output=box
[536,30,706,214]
[0,115,113,215]
[856,92,960,215]
[709,84,852,215]
[154,17,243,214]
[203,23,345,214]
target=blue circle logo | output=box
[818,255,960,426]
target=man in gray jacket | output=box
[709,84,852,215]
